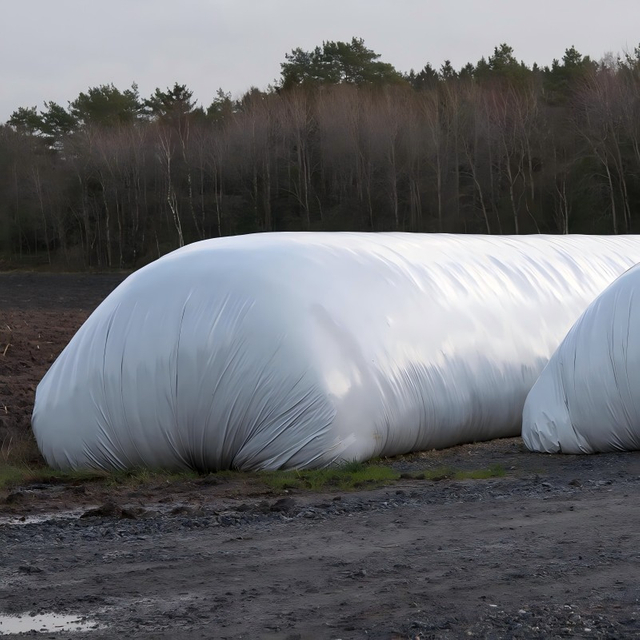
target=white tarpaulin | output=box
[31,233,640,471]
[523,263,640,454]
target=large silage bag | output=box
[523,263,640,454]
[32,232,640,471]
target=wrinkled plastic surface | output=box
[32,233,640,471]
[523,263,640,454]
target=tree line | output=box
[2,38,640,268]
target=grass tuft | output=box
[103,468,201,487]
[0,465,31,489]
[338,459,367,473]
[1,429,44,467]
[256,464,399,492]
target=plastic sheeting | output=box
[32,232,640,471]
[523,263,640,454]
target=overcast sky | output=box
[2,0,639,121]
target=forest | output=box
[2,38,640,268]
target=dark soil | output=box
[0,273,125,456]
[1,273,640,639]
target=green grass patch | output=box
[0,465,31,489]
[401,464,507,481]
[0,461,398,493]
[256,463,399,492]
[0,460,506,493]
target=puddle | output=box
[0,612,101,635]
[0,510,85,527]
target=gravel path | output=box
[2,452,640,639]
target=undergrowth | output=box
[0,456,506,492]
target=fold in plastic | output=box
[31,233,640,470]
[523,263,640,453]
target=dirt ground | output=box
[1,273,640,639]
[0,272,125,446]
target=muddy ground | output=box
[1,273,640,639]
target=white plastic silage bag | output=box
[31,232,640,470]
[523,263,640,453]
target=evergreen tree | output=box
[206,89,235,124]
[486,44,531,85]
[7,106,42,135]
[40,102,77,139]
[543,46,596,104]
[70,83,142,126]
[280,37,404,89]
[8,102,76,146]
[144,83,200,123]
[439,60,457,81]
[407,64,439,90]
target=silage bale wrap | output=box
[31,232,640,471]
[523,263,640,454]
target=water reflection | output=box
[0,612,101,635]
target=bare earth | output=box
[1,273,640,639]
